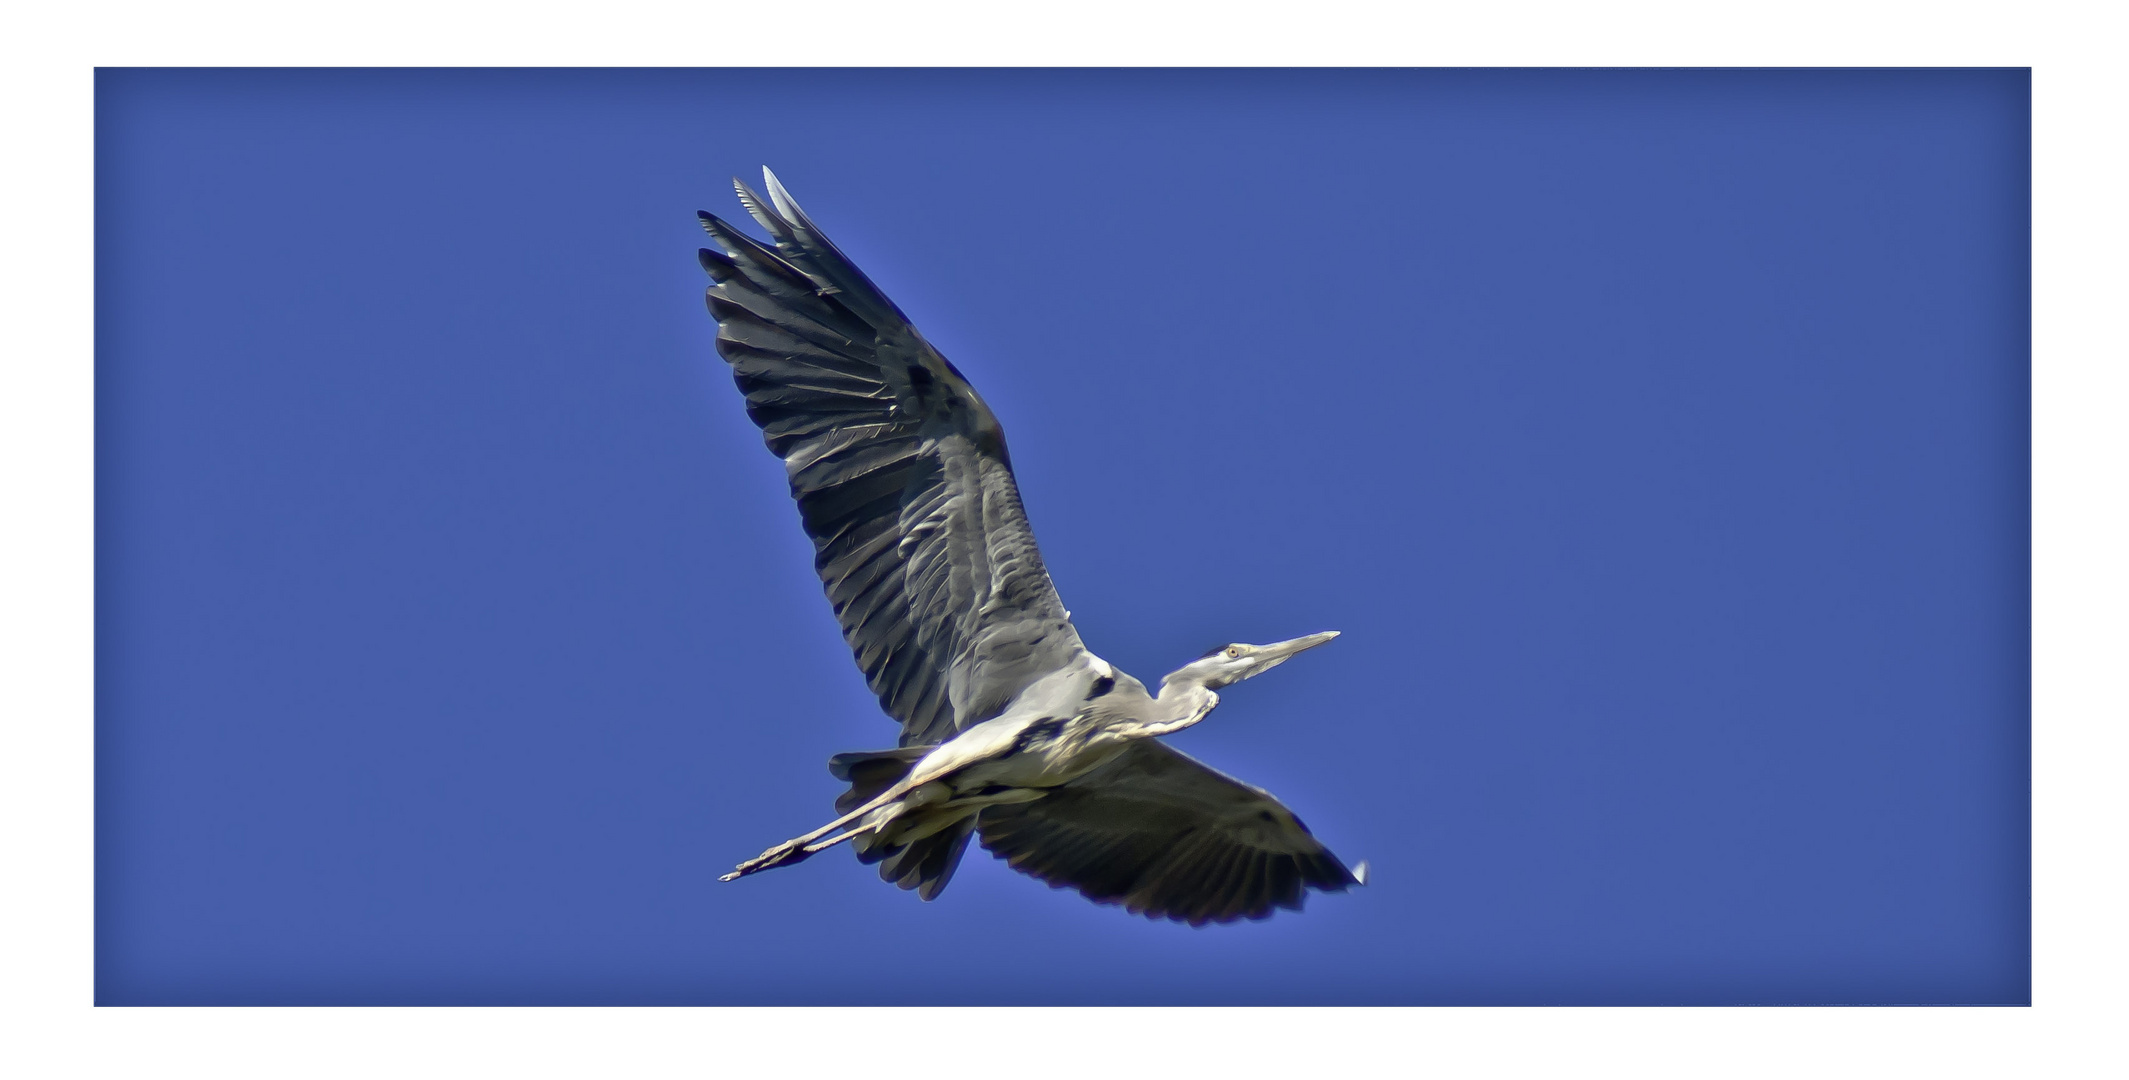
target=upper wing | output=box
[698,169,1086,747]
[976,740,1359,926]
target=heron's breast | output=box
[954,718,1123,792]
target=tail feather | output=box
[825,745,972,900]
[830,746,931,813]
[882,816,977,901]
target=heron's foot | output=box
[719,838,813,882]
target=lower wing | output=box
[976,740,1359,926]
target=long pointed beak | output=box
[1202,631,1340,688]
[1260,630,1339,659]
[1250,630,1340,670]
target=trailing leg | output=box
[720,785,909,882]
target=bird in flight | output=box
[698,169,1363,926]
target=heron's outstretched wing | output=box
[698,169,1085,747]
[976,741,1359,926]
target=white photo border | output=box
[11,1,2119,1076]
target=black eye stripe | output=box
[1196,644,1231,660]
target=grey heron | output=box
[698,169,1363,926]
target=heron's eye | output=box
[1225,646,1243,660]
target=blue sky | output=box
[96,68,2028,1004]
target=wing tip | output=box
[763,166,802,223]
[732,176,778,230]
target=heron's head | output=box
[1169,631,1340,690]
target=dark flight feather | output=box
[697,173,1088,749]
[976,740,1358,927]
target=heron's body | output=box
[699,170,1362,925]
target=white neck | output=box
[1137,675,1219,738]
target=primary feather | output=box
[699,170,1085,747]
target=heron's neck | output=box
[1139,676,1219,738]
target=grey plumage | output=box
[700,169,1359,925]
[979,741,1356,925]
[699,172,1080,749]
